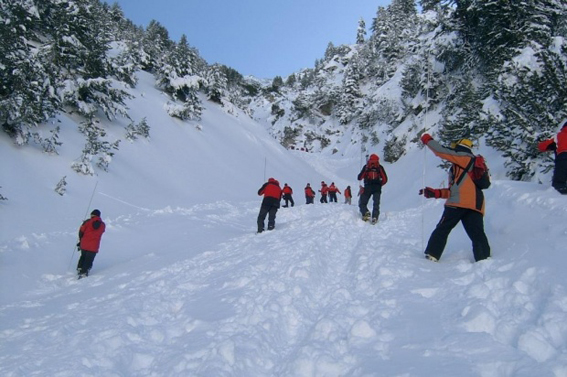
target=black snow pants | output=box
[257,204,278,232]
[358,183,382,219]
[77,249,97,275]
[552,152,567,194]
[424,206,491,262]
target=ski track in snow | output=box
[1,190,567,377]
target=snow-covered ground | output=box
[1,72,566,377]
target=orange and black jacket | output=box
[258,178,282,207]
[344,187,352,198]
[427,140,485,215]
[79,216,106,253]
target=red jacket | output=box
[258,178,282,207]
[305,186,315,197]
[344,187,352,198]
[538,126,567,155]
[283,185,293,195]
[328,184,341,194]
[79,216,106,253]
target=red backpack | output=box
[365,159,382,182]
[468,155,491,189]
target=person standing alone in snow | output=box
[77,209,106,278]
[257,178,282,233]
[357,154,388,224]
[538,120,567,195]
[419,135,491,262]
[282,183,295,207]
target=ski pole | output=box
[421,53,432,252]
[67,180,98,270]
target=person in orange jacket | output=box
[77,209,106,278]
[282,183,295,207]
[304,183,316,204]
[538,120,567,194]
[319,181,329,203]
[328,182,341,203]
[420,134,491,262]
[344,185,352,205]
[357,154,388,223]
[257,178,282,233]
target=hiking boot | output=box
[362,212,371,222]
[425,254,438,262]
[371,218,378,224]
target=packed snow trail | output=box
[1,185,567,376]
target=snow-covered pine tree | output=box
[356,18,366,45]
[438,74,485,145]
[337,56,362,125]
[141,20,173,73]
[157,34,202,120]
[0,0,60,145]
[72,116,120,175]
[54,176,67,196]
[483,0,567,180]
[205,64,228,104]
[125,118,150,141]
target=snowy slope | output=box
[1,71,567,377]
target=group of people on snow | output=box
[77,121,567,278]
[257,120,567,264]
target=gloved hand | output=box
[421,133,433,145]
[419,187,441,199]
[76,242,81,250]
[537,139,556,152]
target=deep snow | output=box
[1,71,566,377]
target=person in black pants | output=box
[357,154,388,224]
[257,178,282,233]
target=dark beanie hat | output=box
[91,209,101,217]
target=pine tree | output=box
[337,57,362,125]
[54,176,67,196]
[0,0,60,144]
[356,18,366,45]
[157,34,202,120]
[205,64,228,104]
[438,74,484,145]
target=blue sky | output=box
[106,0,392,78]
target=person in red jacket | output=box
[319,181,329,203]
[328,182,341,203]
[282,183,295,207]
[257,178,282,233]
[538,121,567,194]
[344,185,352,205]
[420,135,491,262]
[304,183,315,204]
[77,209,106,278]
[357,154,388,224]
